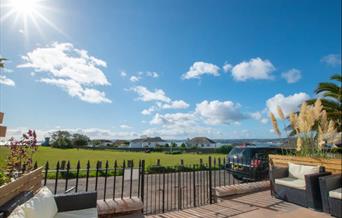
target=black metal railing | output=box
[43,160,145,200]
[42,156,268,215]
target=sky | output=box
[0,0,341,140]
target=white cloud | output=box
[182,61,220,79]
[161,100,189,109]
[120,71,127,77]
[195,100,246,125]
[5,127,139,141]
[146,71,159,78]
[18,42,111,103]
[141,106,157,115]
[130,86,171,103]
[282,68,301,83]
[150,112,195,125]
[129,75,141,82]
[266,92,310,118]
[230,57,275,81]
[119,124,131,129]
[321,54,341,66]
[40,78,111,103]
[250,111,268,124]
[223,62,233,72]
[0,75,15,86]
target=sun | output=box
[10,0,40,16]
[1,0,64,36]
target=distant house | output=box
[129,137,167,148]
[186,137,216,148]
[113,139,129,147]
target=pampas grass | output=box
[270,99,338,157]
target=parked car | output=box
[226,144,283,182]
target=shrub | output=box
[0,170,10,186]
[164,150,182,155]
[216,145,233,154]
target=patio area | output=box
[142,190,329,218]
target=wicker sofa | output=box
[0,187,97,218]
[269,162,331,210]
[319,174,342,218]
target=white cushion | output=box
[275,177,306,190]
[329,187,342,200]
[8,205,25,218]
[21,187,58,218]
[54,208,98,218]
[288,162,320,180]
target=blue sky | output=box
[0,0,341,140]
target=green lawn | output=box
[0,146,225,170]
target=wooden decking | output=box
[145,190,329,218]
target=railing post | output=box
[192,165,196,207]
[141,160,145,203]
[75,161,80,192]
[208,156,213,204]
[44,161,49,186]
[86,161,90,192]
[54,161,60,194]
[65,161,70,192]
[104,160,109,200]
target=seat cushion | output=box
[329,187,342,200]
[21,187,58,218]
[54,208,98,218]
[275,177,306,190]
[288,162,320,180]
[7,206,25,218]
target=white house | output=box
[186,137,216,148]
[129,137,167,148]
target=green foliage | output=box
[0,170,10,186]
[164,150,182,155]
[216,145,233,154]
[171,142,177,148]
[72,133,90,147]
[51,131,73,148]
[7,130,38,177]
[180,143,186,148]
[307,74,342,131]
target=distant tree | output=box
[171,142,177,148]
[307,74,342,131]
[164,143,169,147]
[0,57,7,68]
[72,133,90,147]
[180,143,186,148]
[51,131,72,148]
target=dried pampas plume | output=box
[270,112,281,137]
[277,106,286,120]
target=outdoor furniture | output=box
[319,174,342,218]
[269,162,331,210]
[0,187,97,218]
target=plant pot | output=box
[269,154,341,174]
[0,167,42,206]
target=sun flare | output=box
[0,0,63,36]
[10,0,40,16]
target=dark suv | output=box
[226,144,282,182]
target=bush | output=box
[164,150,182,155]
[0,170,10,186]
[216,145,233,154]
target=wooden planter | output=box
[0,167,42,206]
[269,154,342,174]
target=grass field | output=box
[0,146,225,170]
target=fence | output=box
[42,156,269,215]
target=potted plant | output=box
[269,99,341,174]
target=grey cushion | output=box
[54,208,97,218]
[275,177,305,190]
[329,188,342,200]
